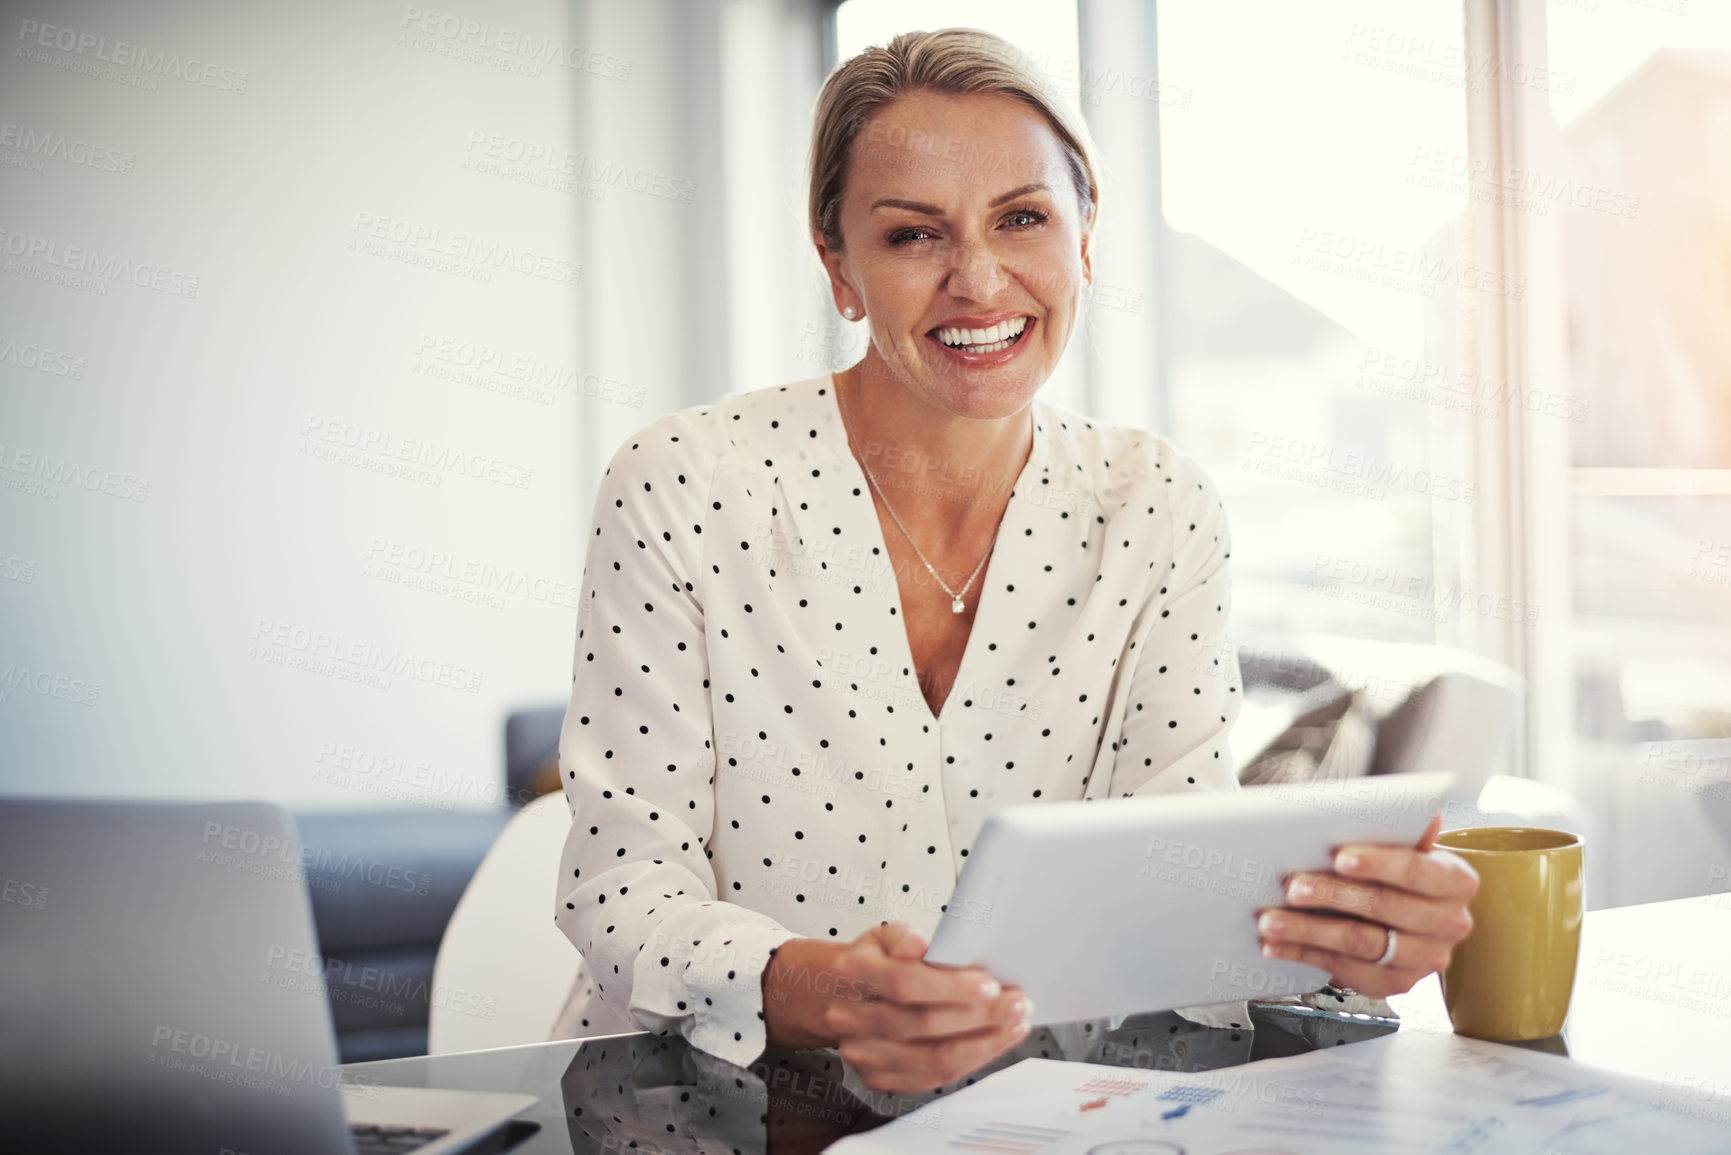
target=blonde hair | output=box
[807,28,1100,253]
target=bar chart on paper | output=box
[825,1030,1731,1154]
[945,1079,1225,1153]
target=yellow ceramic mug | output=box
[1433,826,1585,1041]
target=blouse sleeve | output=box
[552,425,798,1067]
[1104,445,1243,798]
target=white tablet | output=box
[923,771,1461,1024]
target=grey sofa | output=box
[1232,633,1523,801]
[294,707,565,1062]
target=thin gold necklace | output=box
[834,376,1001,615]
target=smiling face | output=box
[818,89,1092,420]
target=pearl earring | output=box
[842,305,857,320]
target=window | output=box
[1154,0,1477,645]
[1542,4,1731,747]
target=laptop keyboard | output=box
[350,1124,451,1154]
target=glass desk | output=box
[345,895,1731,1153]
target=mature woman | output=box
[552,28,1476,1095]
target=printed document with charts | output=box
[826,1029,1731,1154]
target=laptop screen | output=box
[0,797,357,1154]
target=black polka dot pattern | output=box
[551,375,1243,1068]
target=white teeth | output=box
[936,316,1029,349]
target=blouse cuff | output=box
[629,919,801,1069]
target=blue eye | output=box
[885,207,1047,246]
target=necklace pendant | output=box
[951,596,965,614]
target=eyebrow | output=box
[869,182,1052,215]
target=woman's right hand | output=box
[761,922,1032,1093]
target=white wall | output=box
[568,0,832,510]
[0,0,615,810]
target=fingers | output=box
[882,924,930,961]
[826,984,1029,1041]
[823,928,1024,1094]
[1261,937,1432,1000]
[827,923,1030,1093]
[853,923,1002,1005]
[841,1015,1031,1094]
[1325,842,1480,902]
[1261,845,1476,1006]
[1258,907,1456,973]
[1280,871,1473,940]
[833,924,1022,1036]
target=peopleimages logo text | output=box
[1244,432,1475,504]
[0,121,134,174]
[349,212,577,286]
[301,416,533,490]
[0,444,148,501]
[15,18,249,92]
[399,7,630,79]
[248,618,484,695]
[200,821,433,895]
[0,227,199,297]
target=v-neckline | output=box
[818,374,1047,728]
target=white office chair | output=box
[428,792,583,1054]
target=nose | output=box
[942,238,1008,301]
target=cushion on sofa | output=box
[294,810,510,954]
[1239,681,1376,787]
[505,706,566,806]
[1368,671,1514,802]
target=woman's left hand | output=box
[1255,815,1480,998]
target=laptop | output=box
[0,797,538,1154]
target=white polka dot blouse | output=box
[552,373,1243,1067]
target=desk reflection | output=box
[557,1009,1280,1154]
